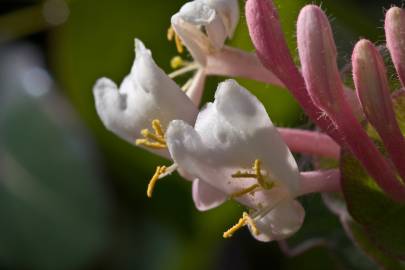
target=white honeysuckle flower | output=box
[166,79,305,242]
[171,0,239,65]
[93,38,198,159]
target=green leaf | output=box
[341,151,405,260]
[347,218,405,270]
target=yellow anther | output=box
[223,212,259,238]
[135,139,166,149]
[243,212,260,236]
[135,119,167,149]
[231,159,275,190]
[167,26,184,54]
[175,35,184,54]
[170,56,185,69]
[253,159,266,187]
[167,26,175,41]
[230,184,260,198]
[152,119,165,138]
[147,166,167,198]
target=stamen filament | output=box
[181,78,194,92]
[141,130,166,145]
[243,212,260,236]
[168,63,199,79]
[135,139,167,149]
[231,159,275,190]
[223,212,259,238]
[230,183,260,198]
[147,166,167,198]
[158,163,179,179]
[253,159,266,187]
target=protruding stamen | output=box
[230,184,260,198]
[147,166,167,198]
[167,26,184,54]
[231,159,275,191]
[136,119,167,149]
[135,139,166,149]
[167,26,175,41]
[152,119,165,137]
[223,212,259,238]
[243,212,260,236]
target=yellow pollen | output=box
[152,119,165,137]
[230,184,260,198]
[135,119,167,149]
[231,159,275,191]
[147,166,167,198]
[170,56,186,69]
[167,26,184,54]
[167,26,175,41]
[223,212,259,238]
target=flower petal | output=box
[205,0,239,38]
[93,39,198,156]
[249,199,305,242]
[196,80,300,194]
[171,0,238,65]
[167,80,300,208]
[192,179,228,211]
[171,14,210,65]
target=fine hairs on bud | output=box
[353,39,405,183]
[297,5,345,115]
[352,39,395,131]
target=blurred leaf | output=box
[0,46,109,270]
[348,218,405,270]
[341,151,405,260]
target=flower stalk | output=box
[296,5,405,203]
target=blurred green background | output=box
[0,0,403,269]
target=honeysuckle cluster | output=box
[93,0,405,244]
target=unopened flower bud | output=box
[385,7,405,87]
[297,5,345,115]
[353,39,396,131]
[353,39,405,182]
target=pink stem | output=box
[278,128,340,159]
[205,46,283,87]
[299,169,341,196]
[245,0,344,145]
[336,103,405,203]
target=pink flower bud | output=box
[353,39,405,182]
[245,0,343,145]
[385,7,405,87]
[297,5,345,115]
[297,5,405,203]
[245,0,298,84]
